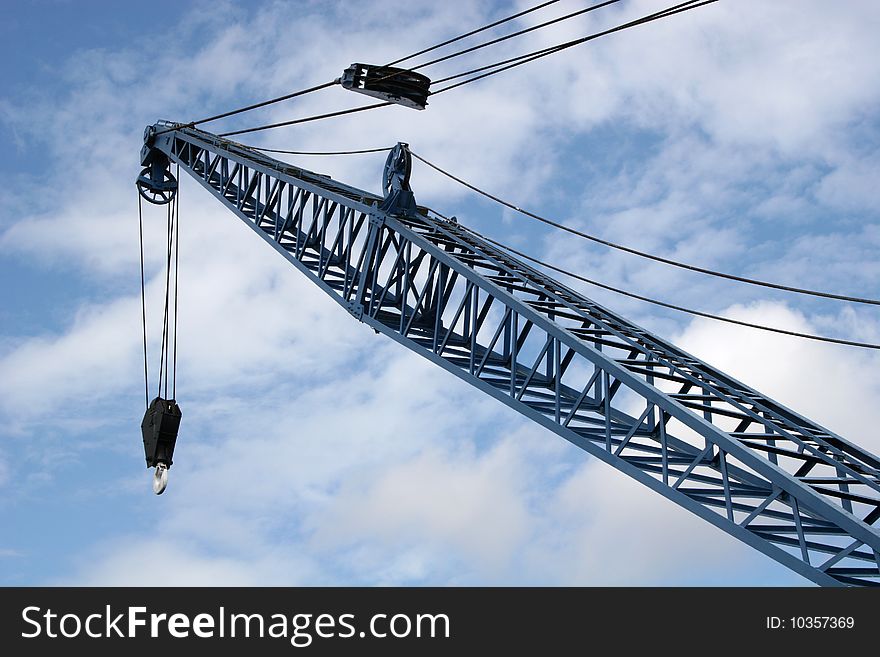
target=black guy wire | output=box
[219,101,392,138]
[196,0,668,138]
[251,146,391,155]
[465,227,880,351]
[411,151,880,306]
[156,80,338,135]
[197,1,619,138]
[432,41,564,86]
[408,0,621,74]
[363,1,619,96]
[165,0,569,136]
[138,195,149,408]
[160,0,674,138]
[363,1,602,106]
[386,0,562,67]
[431,0,715,94]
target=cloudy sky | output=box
[1,0,879,586]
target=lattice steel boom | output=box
[140,121,880,586]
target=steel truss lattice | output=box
[146,123,880,586]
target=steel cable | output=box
[412,151,880,306]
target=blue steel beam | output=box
[144,121,880,586]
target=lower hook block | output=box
[141,397,182,494]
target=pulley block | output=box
[341,63,431,110]
[379,142,419,217]
[137,125,178,205]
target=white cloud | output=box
[596,0,880,153]
[530,459,792,585]
[815,155,880,213]
[312,440,533,573]
[0,295,142,417]
[67,538,313,586]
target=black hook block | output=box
[141,397,182,468]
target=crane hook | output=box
[152,463,169,495]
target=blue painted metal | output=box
[137,125,178,204]
[142,121,880,586]
[379,142,418,218]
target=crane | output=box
[136,120,880,587]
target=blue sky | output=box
[1,0,879,586]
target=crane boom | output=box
[139,121,880,586]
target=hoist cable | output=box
[157,202,165,399]
[138,181,180,405]
[411,151,880,306]
[157,197,175,399]
[431,0,716,94]
[455,224,880,351]
[172,164,180,400]
[137,196,149,408]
